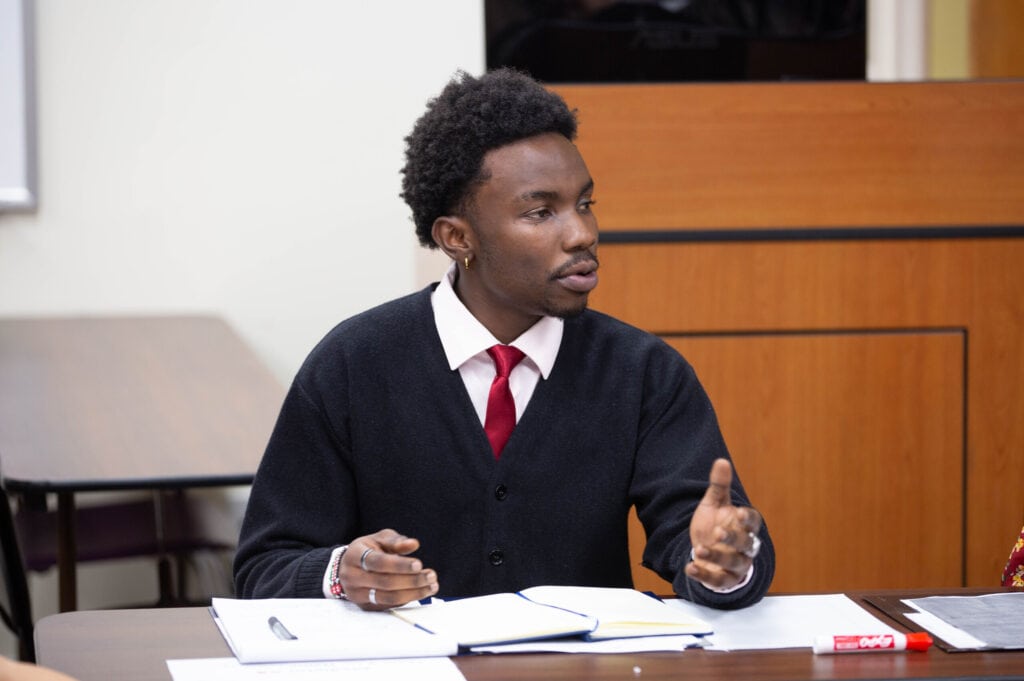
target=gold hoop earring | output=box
[464,256,471,271]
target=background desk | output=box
[0,316,284,611]
[34,594,1024,681]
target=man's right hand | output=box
[339,529,439,611]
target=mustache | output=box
[551,252,600,279]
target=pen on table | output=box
[268,616,298,641]
[813,633,932,654]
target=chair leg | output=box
[55,492,77,612]
[176,552,189,604]
[156,554,176,606]
[1,489,36,662]
[18,635,35,664]
[152,491,177,606]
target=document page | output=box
[211,598,458,663]
[519,586,712,639]
[167,656,466,681]
[904,592,1024,650]
[665,594,899,650]
[392,592,597,647]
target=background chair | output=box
[0,489,34,662]
[1,488,239,662]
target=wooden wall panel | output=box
[691,332,961,592]
[630,331,965,594]
[549,80,1024,593]
[553,81,1024,230]
[970,0,1024,78]
[602,239,1024,590]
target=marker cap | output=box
[906,632,933,651]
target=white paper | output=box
[664,594,900,650]
[167,656,466,681]
[903,593,1024,649]
[211,598,458,663]
[393,592,597,647]
[520,586,712,639]
[903,612,988,649]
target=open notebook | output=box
[212,586,712,662]
[394,586,712,647]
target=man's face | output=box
[458,132,599,341]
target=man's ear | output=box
[431,215,474,262]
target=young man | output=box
[234,68,774,610]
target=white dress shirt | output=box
[431,261,563,425]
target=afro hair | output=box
[400,68,578,248]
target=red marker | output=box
[813,633,933,654]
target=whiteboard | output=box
[0,0,36,210]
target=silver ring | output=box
[742,532,762,559]
[368,588,377,605]
[360,548,374,572]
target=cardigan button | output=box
[494,484,508,500]
[488,549,504,566]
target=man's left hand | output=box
[685,457,763,590]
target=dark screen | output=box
[486,0,866,82]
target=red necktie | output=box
[484,344,525,458]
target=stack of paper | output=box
[211,598,458,663]
[902,592,1024,650]
[168,656,467,681]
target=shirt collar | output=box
[431,261,563,378]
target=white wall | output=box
[0,0,479,657]
[0,0,474,382]
[867,0,927,81]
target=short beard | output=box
[547,297,589,320]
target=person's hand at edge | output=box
[0,656,79,681]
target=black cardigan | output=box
[234,285,774,608]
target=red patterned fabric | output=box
[1001,524,1024,587]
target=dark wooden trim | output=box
[600,225,1024,244]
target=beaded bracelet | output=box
[329,545,349,599]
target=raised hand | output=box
[685,458,763,590]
